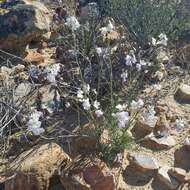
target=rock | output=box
[128,153,159,173]
[72,123,97,155]
[5,143,71,190]
[142,133,176,150]
[157,166,179,190]
[175,83,190,103]
[132,116,158,139]
[60,157,115,190]
[174,146,190,171]
[154,114,170,135]
[25,51,44,65]
[0,0,51,53]
[168,167,190,183]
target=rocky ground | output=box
[0,0,190,190]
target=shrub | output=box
[99,0,189,48]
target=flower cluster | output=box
[121,51,152,82]
[112,111,130,128]
[76,84,103,117]
[27,110,44,136]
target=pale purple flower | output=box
[27,110,44,136]
[95,109,103,117]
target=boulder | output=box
[4,143,71,190]
[0,0,51,53]
[175,83,190,103]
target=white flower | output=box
[131,99,144,110]
[65,16,80,31]
[83,83,90,94]
[125,53,137,66]
[152,84,162,90]
[175,119,185,130]
[113,111,130,128]
[65,102,71,108]
[136,63,142,71]
[152,33,168,46]
[46,64,60,83]
[92,89,97,95]
[96,47,103,55]
[100,20,115,35]
[27,110,44,136]
[121,70,128,82]
[140,60,147,66]
[93,100,100,109]
[152,37,157,46]
[82,98,91,110]
[77,89,84,99]
[157,33,168,46]
[95,109,103,117]
[116,104,127,111]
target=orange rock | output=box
[5,143,71,190]
[25,51,44,65]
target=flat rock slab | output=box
[142,133,176,150]
[128,153,159,172]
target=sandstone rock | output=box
[175,83,190,103]
[0,0,51,53]
[60,157,115,190]
[132,116,158,139]
[157,166,179,190]
[5,143,71,190]
[128,153,159,172]
[143,133,176,150]
[25,51,44,65]
[168,167,190,183]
